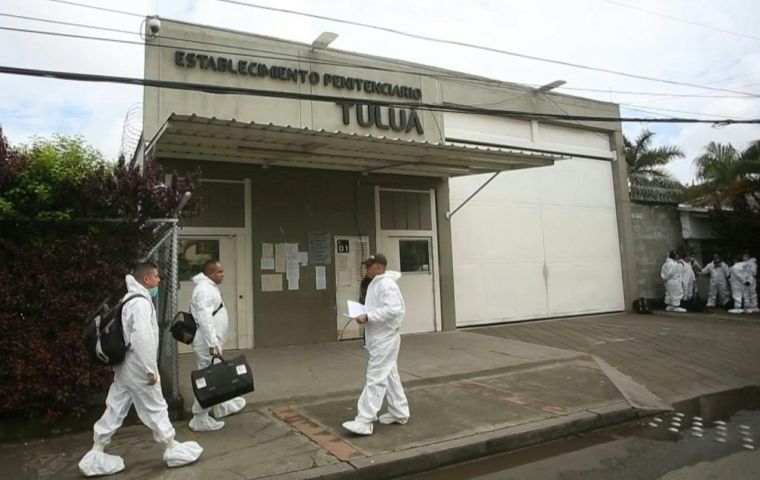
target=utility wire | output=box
[35,1,515,86]
[1,65,758,125]
[620,103,746,120]
[213,0,758,96]
[25,1,760,98]
[0,11,138,36]
[3,16,759,122]
[7,3,760,120]
[0,19,547,93]
[47,0,144,18]
[3,22,760,111]
[601,0,760,42]
[11,14,757,109]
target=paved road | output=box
[470,312,760,404]
[404,399,760,480]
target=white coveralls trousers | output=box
[355,335,409,424]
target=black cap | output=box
[362,253,387,267]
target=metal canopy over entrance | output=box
[145,114,562,177]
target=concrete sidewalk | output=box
[4,311,758,479]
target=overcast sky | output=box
[1,0,758,183]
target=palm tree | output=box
[624,129,685,203]
[688,140,760,208]
[624,129,685,182]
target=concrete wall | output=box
[630,203,683,300]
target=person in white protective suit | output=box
[188,260,246,432]
[343,253,410,436]
[701,254,730,308]
[742,254,758,313]
[679,252,697,303]
[79,262,202,477]
[728,256,751,314]
[661,250,687,312]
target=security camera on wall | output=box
[147,17,161,36]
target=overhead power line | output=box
[0,11,138,36]
[213,0,757,97]
[29,0,760,98]
[8,17,758,107]
[47,0,143,18]
[1,65,758,125]
[601,0,760,42]
[8,0,760,106]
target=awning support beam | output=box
[445,171,501,219]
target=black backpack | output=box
[633,296,653,314]
[83,294,144,366]
[171,302,224,345]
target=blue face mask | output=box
[149,287,160,298]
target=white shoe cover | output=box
[674,307,687,313]
[665,306,675,312]
[189,414,225,432]
[378,413,408,425]
[729,308,744,314]
[342,420,373,435]
[78,449,125,477]
[212,397,246,418]
[163,441,203,468]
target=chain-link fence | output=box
[140,219,181,404]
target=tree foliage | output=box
[686,139,760,259]
[624,129,685,181]
[687,140,760,209]
[624,129,686,203]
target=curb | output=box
[269,400,652,480]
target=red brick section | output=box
[270,405,365,461]
[449,380,570,416]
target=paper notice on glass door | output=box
[316,266,326,290]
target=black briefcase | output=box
[191,355,254,409]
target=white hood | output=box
[125,274,150,298]
[192,272,215,287]
[375,270,401,282]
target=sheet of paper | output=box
[316,266,326,290]
[275,243,286,273]
[308,231,331,265]
[286,258,300,281]
[288,278,299,291]
[260,257,274,270]
[262,242,274,259]
[298,251,308,266]
[261,274,282,292]
[347,300,367,318]
[286,243,299,259]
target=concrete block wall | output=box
[630,203,683,300]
